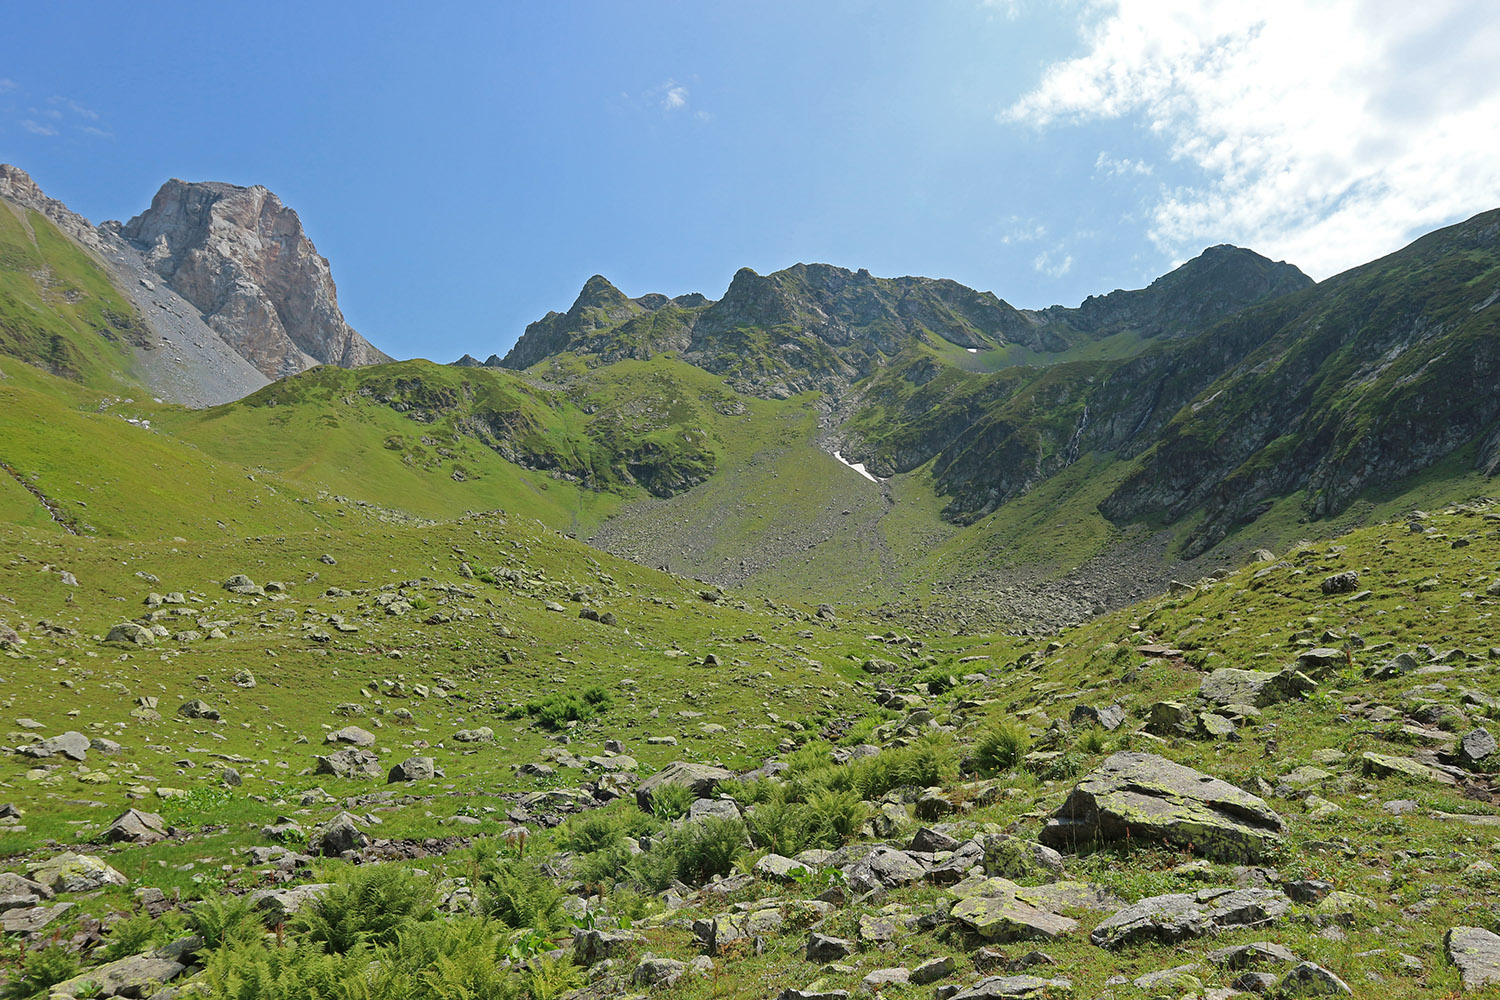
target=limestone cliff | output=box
[117,179,390,379]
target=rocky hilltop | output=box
[115,178,390,379]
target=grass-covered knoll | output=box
[0,203,148,391]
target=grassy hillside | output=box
[0,202,148,390]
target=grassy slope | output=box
[0,203,147,391]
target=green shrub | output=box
[745,797,812,856]
[562,811,625,854]
[649,782,695,821]
[199,939,372,1000]
[1077,726,1109,756]
[2,946,79,1000]
[917,667,960,695]
[805,787,869,847]
[573,844,634,887]
[296,864,437,952]
[522,955,582,1000]
[851,731,958,798]
[523,686,613,730]
[188,895,265,952]
[99,910,176,961]
[672,816,749,885]
[974,719,1030,773]
[478,858,564,932]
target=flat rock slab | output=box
[950,975,1074,998]
[1361,751,1458,785]
[0,900,73,933]
[1090,887,1290,949]
[951,894,1078,941]
[28,853,128,893]
[52,952,187,998]
[1447,926,1500,989]
[1039,752,1286,862]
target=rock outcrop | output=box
[1039,752,1287,862]
[118,179,389,378]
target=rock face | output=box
[1039,752,1286,862]
[118,178,389,379]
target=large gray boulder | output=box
[309,812,367,856]
[315,747,384,779]
[1447,926,1500,989]
[1198,667,1313,708]
[635,761,733,811]
[1039,752,1286,862]
[248,883,333,924]
[102,808,169,845]
[105,622,155,645]
[1090,887,1290,948]
[387,756,439,783]
[17,731,90,761]
[49,938,199,998]
[950,975,1075,998]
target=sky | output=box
[2,1,1497,363]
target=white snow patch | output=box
[833,451,882,484]
[967,348,978,354]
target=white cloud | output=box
[661,82,688,111]
[1005,0,1500,278]
[0,78,16,93]
[1033,249,1074,277]
[1094,151,1152,176]
[20,119,58,136]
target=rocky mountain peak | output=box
[117,178,390,379]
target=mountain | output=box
[496,250,1311,399]
[0,164,388,404]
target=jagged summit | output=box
[117,178,391,378]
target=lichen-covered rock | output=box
[1446,926,1500,989]
[387,756,439,782]
[1039,752,1286,862]
[28,852,129,893]
[949,975,1074,998]
[315,747,384,779]
[950,893,1078,941]
[1089,887,1290,948]
[105,622,155,645]
[1279,962,1353,995]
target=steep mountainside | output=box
[494,250,1310,399]
[0,165,386,404]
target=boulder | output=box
[573,927,644,966]
[309,812,367,856]
[49,940,196,998]
[635,761,734,811]
[247,883,332,924]
[950,894,1078,942]
[1279,962,1353,995]
[388,756,439,782]
[1207,941,1299,969]
[1454,728,1498,768]
[633,956,689,988]
[105,622,155,645]
[1446,926,1500,989]
[1361,751,1458,785]
[1089,887,1290,948]
[102,808,169,845]
[806,932,855,962]
[1039,752,1286,862]
[325,725,375,747]
[847,846,926,891]
[950,976,1074,998]
[1199,666,1316,708]
[177,699,220,721]
[28,853,129,893]
[315,747,384,779]
[1070,703,1125,730]
[981,834,1064,881]
[18,730,90,761]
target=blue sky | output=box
[3,1,1497,362]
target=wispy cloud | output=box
[1005,0,1500,278]
[997,217,1047,244]
[1033,249,1073,277]
[0,82,111,140]
[1094,151,1152,177]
